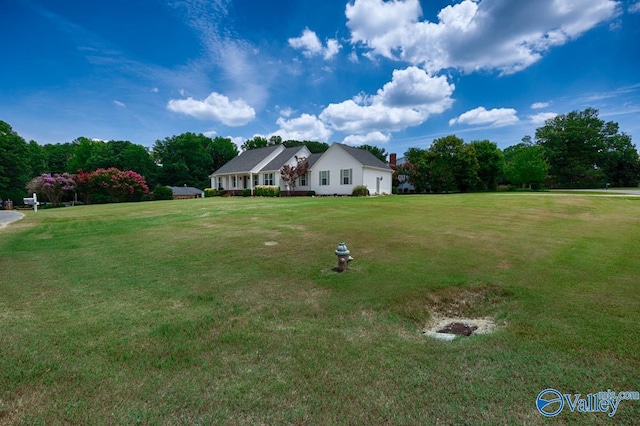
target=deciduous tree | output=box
[283,140,329,153]
[401,148,430,193]
[358,144,387,163]
[89,168,149,202]
[0,121,31,202]
[504,141,548,189]
[210,137,239,172]
[26,173,75,206]
[241,136,269,151]
[469,140,504,191]
[280,156,309,195]
[152,133,214,188]
[428,135,479,192]
[535,108,638,187]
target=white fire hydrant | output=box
[335,242,353,272]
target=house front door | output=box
[243,176,248,189]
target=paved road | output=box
[0,211,24,228]
[559,189,640,196]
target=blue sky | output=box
[2,0,639,155]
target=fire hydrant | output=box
[335,242,353,272]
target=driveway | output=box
[560,189,640,196]
[0,211,24,229]
[601,189,640,196]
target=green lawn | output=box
[1,194,638,425]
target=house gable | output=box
[210,144,284,176]
[261,146,311,172]
[310,143,393,195]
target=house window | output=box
[319,170,330,186]
[264,173,274,186]
[217,177,222,189]
[299,172,308,187]
[253,174,259,187]
[341,169,352,185]
[231,176,237,188]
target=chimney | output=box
[389,153,397,168]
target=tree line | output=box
[397,108,639,192]
[1,107,638,204]
[0,127,239,203]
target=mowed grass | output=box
[0,194,638,425]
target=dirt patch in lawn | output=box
[420,285,511,340]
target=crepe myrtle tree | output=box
[280,155,309,195]
[90,168,149,202]
[26,173,76,206]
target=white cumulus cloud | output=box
[320,66,455,134]
[289,28,342,60]
[278,106,295,118]
[530,112,558,124]
[346,0,620,75]
[449,106,519,127]
[271,114,333,141]
[531,102,550,109]
[343,132,391,146]
[167,92,255,127]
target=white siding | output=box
[310,145,364,195]
[363,167,392,195]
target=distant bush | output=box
[307,190,316,196]
[242,189,252,197]
[219,190,227,197]
[140,194,151,202]
[153,186,174,201]
[255,185,280,197]
[204,188,219,197]
[90,194,112,205]
[530,182,547,191]
[38,203,66,210]
[352,185,369,197]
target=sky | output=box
[1,0,640,155]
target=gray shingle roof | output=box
[168,186,204,196]
[262,147,306,171]
[307,153,322,168]
[211,144,282,175]
[335,144,391,170]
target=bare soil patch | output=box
[421,285,510,340]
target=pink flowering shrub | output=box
[73,169,92,204]
[88,168,149,202]
[26,173,76,206]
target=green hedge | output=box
[204,188,219,197]
[352,185,369,196]
[153,186,174,201]
[254,186,280,197]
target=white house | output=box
[309,143,392,195]
[209,143,393,196]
